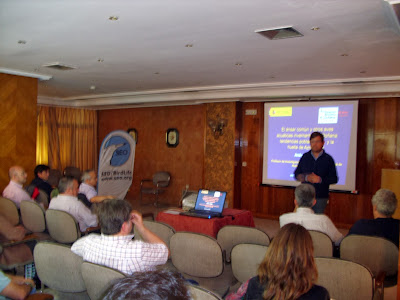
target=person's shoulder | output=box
[306,284,330,298]
[279,212,296,224]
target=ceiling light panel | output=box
[255,26,303,40]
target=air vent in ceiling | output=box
[255,26,303,40]
[42,62,76,71]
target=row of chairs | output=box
[34,241,221,300]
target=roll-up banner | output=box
[97,130,136,199]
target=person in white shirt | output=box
[2,166,33,208]
[71,199,168,275]
[79,170,114,203]
[279,183,343,245]
[49,177,98,232]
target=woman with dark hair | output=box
[245,223,329,300]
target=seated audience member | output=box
[79,170,114,205]
[244,223,329,300]
[103,269,190,300]
[279,183,343,245]
[49,177,98,232]
[0,270,35,300]
[71,199,168,275]
[30,165,52,199]
[2,166,33,208]
[348,188,399,246]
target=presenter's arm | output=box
[321,156,338,185]
[294,156,306,182]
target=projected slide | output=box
[262,101,358,191]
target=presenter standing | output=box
[294,132,338,214]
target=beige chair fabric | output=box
[308,230,333,257]
[134,220,175,248]
[0,197,20,226]
[170,232,235,297]
[45,209,81,244]
[34,242,89,299]
[340,235,399,278]
[231,243,268,283]
[217,225,270,262]
[20,200,46,232]
[315,257,381,300]
[189,285,222,300]
[81,262,126,300]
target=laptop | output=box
[180,189,227,219]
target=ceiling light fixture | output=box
[311,27,320,31]
[18,40,26,44]
[360,70,367,74]
[97,58,104,62]
[90,85,96,90]
[185,44,193,47]
[108,16,119,21]
[154,72,160,75]
[235,62,242,66]
[341,53,349,57]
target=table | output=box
[156,208,255,238]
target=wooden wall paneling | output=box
[234,102,242,208]
[98,105,205,206]
[204,102,236,207]
[240,102,262,212]
[0,74,37,191]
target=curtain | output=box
[37,106,98,171]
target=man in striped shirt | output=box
[71,199,168,275]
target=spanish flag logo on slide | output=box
[269,107,292,117]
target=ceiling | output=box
[1,0,400,109]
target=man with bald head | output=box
[2,166,33,208]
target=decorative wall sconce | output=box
[208,116,228,139]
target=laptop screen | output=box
[194,189,227,213]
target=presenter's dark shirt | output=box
[30,177,53,199]
[245,276,330,300]
[348,217,399,246]
[294,150,338,198]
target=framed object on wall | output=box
[127,128,138,144]
[166,128,179,147]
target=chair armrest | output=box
[83,226,101,235]
[141,179,153,187]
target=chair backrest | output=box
[134,220,175,248]
[45,209,81,243]
[340,234,399,277]
[231,243,268,283]
[20,200,46,232]
[36,189,49,208]
[170,232,224,277]
[315,257,375,300]
[308,230,333,257]
[81,262,126,300]
[153,171,170,187]
[217,225,270,262]
[189,285,222,300]
[0,197,19,226]
[34,242,87,293]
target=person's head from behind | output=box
[97,199,132,235]
[103,269,190,300]
[81,169,97,187]
[34,164,50,180]
[294,184,316,208]
[58,177,79,197]
[258,223,317,300]
[372,188,397,218]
